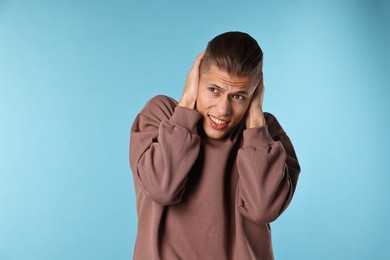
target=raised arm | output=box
[129,53,204,206]
[237,76,301,224]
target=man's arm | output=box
[237,76,301,224]
[129,53,204,206]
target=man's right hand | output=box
[178,51,205,110]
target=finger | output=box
[259,82,265,107]
[192,51,205,68]
[188,51,205,81]
[250,80,264,107]
[251,83,261,100]
[257,76,264,89]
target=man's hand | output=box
[246,75,266,128]
[178,52,205,110]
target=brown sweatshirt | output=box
[129,95,300,260]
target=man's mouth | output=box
[208,115,229,129]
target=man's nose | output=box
[217,96,232,116]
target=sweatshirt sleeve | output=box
[129,96,202,205]
[236,113,300,224]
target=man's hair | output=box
[200,31,263,80]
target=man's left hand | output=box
[246,75,266,128]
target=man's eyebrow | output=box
[210,83,222,89]
[209,84,226,92]
[209,83,252,96]
[233,90,250,95]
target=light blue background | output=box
[1,0,389,259]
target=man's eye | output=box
[232,94,244,100]
[209,87,219,93]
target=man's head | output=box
[196,32,264,139]
[200,31,263,81]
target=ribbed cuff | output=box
[169,106,201,133]
[242,125,275,148]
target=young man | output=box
[130,32,300,260]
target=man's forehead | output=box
[204,64,258,91]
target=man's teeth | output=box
[210,115,227,125]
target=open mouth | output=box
[208,115,229,129]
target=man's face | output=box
[196,64,257,139]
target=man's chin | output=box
[203,125,228,140]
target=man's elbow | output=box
[146,188,184,206]
[239,206,282,224]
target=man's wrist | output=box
[178,95,196,110]
[246,113,266,128]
